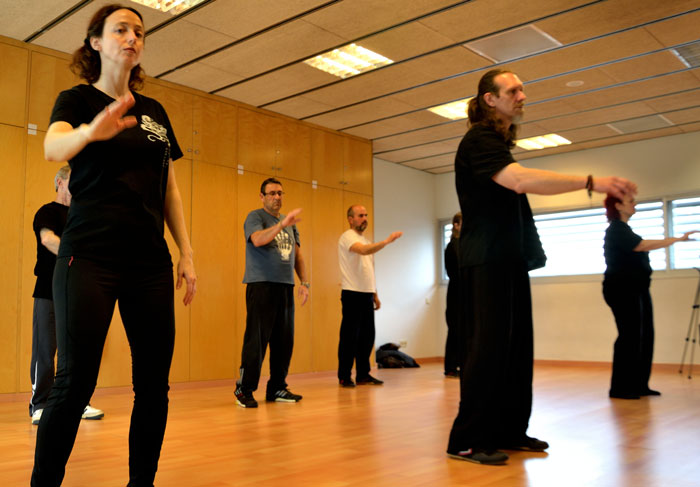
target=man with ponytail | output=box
[447,69,637,465]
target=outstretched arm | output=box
[250,208,302,247]
[349,231,403,256]
[493,163,637,199]
[635,230,698,252]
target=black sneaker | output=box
[447,448,508,465]
[267,389,302,402]
[502,435,549,452]
[445,371,460,378]
[235,387,258,408]
[356,375,383,385]
[339,379,356,388]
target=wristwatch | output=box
[301,281,311,289]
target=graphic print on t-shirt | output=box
[275,230,293,262]
[141,115,169,146]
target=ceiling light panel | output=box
[671,41,700,68]
[303,44,393,79]
[130,0,206,15]
[465,24,561,63]
[427,98,472,120]
[516,134,571,151]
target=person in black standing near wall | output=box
[32,5,196,486]
[447,68,637,465]
[603,193,697,399]
[444,212,462,378]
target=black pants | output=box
[448,263,534,452]
[30,298,57,416]
[444,281,461,374]
[32,257,175,487]
[338,290,375,380]
[237,282,295,395]
[603,280,654,395]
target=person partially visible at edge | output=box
[443,211,461,378]
[447,68,637,465]
[603,194,697,400]
[32,4,197,486]
[29,166,104,426]
[337,205,402,388]
[234,177,309,409]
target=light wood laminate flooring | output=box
[1,362,699,486]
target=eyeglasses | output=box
[264,191,285,197]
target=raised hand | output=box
[84,92,137,142]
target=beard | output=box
[354,221,368,232]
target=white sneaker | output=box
[82,405,104,420]
[31,409,43,425]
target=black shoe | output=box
[235,387,258,408]
[267,389,302,402]
[339,379,356,388]
[502,435,549,452]
[445,371,460,378]
[356,375,383,385]
[447,448,508,465]
[609,391,640,400]
[639,388,661,396]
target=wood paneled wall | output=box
[0,35,373,394]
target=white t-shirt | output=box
[338,229,376,293]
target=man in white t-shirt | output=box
[337,205,402,387]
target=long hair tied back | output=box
[467,68,518,147]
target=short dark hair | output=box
[467,68,518,147]
[260,177,282,195]
[604,194,622,221]
[70,4,145,91]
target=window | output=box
[530,200,667,277]
[440,219,454,283]
[670,197,700,269]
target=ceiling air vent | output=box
[671,41,700,68]
[464,25,561,63]
[607,115,674,134]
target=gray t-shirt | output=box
[243,208,300,285]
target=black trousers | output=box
[32,257,175,487]
[30,298,57,416]
[338,290,375,380]
[444,281,461,374]
[603,280,654,395]
[237,282,295,395]
[448,263,534,452]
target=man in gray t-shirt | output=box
[235,177,310,408]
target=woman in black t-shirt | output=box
[32,5,196,486]
[603,194,695,400]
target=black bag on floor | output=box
[376,343,420,368]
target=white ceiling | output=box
[2,0,699,173]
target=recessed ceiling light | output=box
[671,41,700,68]
[427,98,472,120]
[130,0,206,15]
[464,25,561,63]
[303,44,393,79]
[566,80,584,87]
[516,134,571,151]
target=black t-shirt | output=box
[455,123,546,270]
[49,84,183,268]
[32,201,69,299]
[604,219,651,286]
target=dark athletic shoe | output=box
[356,375,383,385]
[447,448,509,465]
[639,388,661,396]
[339,379,356,388]
[267,389,302,402]
[445,371,460,378]
[502,435,549,452]
[235,387,258,408]
[609,391,640,400]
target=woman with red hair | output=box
[603,194,696,399]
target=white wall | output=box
[372,159,445,359]
[382,131,700,364]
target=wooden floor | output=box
[2,361,700,487]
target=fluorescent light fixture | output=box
[303,44,393,79]
[516,134,571,151]
[427,98,472,120]
[130,0,205,15]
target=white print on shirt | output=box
[140,115,170,146]
[275,230,293,262]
